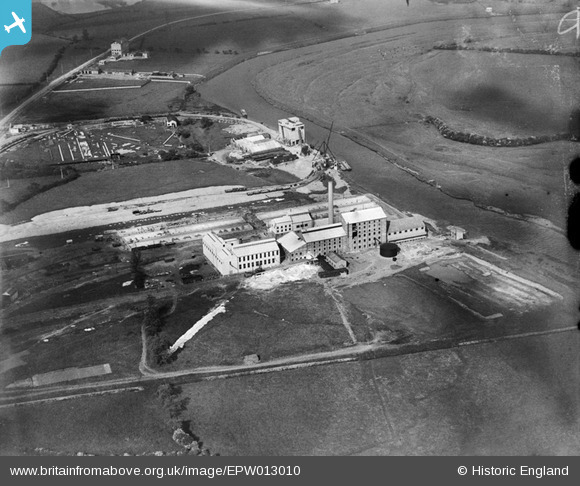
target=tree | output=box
[148,333,172,365]
[131,249,146,288]
[82,29,90,42]
[200,118,213,129]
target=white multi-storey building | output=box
[278,117,305,146]
[340,206,388,252]
[203,232,280,276]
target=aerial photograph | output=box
[0,0,578,456]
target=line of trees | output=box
[143,295,172,366]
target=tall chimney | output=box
[328,179,334,225]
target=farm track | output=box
[2,324,577,409]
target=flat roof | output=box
[340,206,387,224]
[278,117,303,126]
[231,238,279,257]
[278,231,306,253]
[388,216,425,233]
[302,223,346,243]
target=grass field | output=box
[166,281,350,368]
[179,331,579,455]
[0,159,270,223]
[2,305,142,385]
[0,386,177,455]
[251,11,579,226]
[19,81,187,123]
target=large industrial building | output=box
[203,182,426,275]
[203,233,280,276]
[340,206,387,252]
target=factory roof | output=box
[301,223,346,243]
[271,215,292,225]
[278,117,303,127]
[247,140,282,154]
[278,231,306,253]
[230,238,279,258]
[388,216,425,233]
[340,206,387,224]
[291,213,312,224]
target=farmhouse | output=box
[111,39,129,57]
[166,115,179,128]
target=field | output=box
[18,81,187,123]
[251,10,580,227]
[180,331,579,455]
[0,386,177,455]
[165,281,351,369]
[0,159,274,223]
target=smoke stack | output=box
[328,179,334,225]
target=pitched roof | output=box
[340,206,387,224]
[291,213,312,224]
[301,223,346,243]
[388,216,425,233]
[278,231,306,253]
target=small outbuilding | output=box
[166,115,179,129]
[448,226,466,240]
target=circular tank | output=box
[379,242,400,258]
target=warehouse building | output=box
[203,232,280,276]
[387,216,427,243]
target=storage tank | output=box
[379,242,399,258]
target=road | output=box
[0,1,314,135]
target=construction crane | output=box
[311,121,339,170]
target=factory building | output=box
[268,212,314,235]
[387,216,427,243]
[233,134,282,156]
[277,231,308,262]
[278,117,305,146]
[111,39,129,57]
[340,206,388,251]
[278,223,347,262]
[203,232,280,276]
